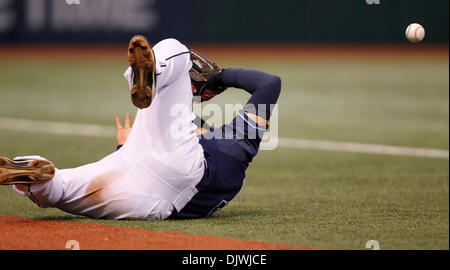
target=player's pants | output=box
[14,39,205,220]
[169,68,281,219]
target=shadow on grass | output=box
[32,208,267,223]
[34,215,88,221]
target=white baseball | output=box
[405,23,425,43]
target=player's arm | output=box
[188,51,281,126]
[221,68,281,126]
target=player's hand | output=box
[115,112,135,146]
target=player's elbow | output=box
[264,74,282,99]
[270,75,282,92]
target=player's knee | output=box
[158,38,189,54]
[162,38,182,45]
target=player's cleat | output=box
[0,157,55,185]
[127,35,156,109]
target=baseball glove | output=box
[189,50,227,102]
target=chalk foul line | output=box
[0,117,448,159]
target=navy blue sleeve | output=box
[220,68,281,121]
[116,145,123,151]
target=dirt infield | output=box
[0,215,321,250]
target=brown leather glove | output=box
[189,50,227,102]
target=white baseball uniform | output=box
[13,38,206,220]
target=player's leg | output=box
[0,155,65,208]
[122,37,204,177]
[0,37,202,220]
[5,152,171,220]
[0,156,54,185]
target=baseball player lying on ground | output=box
[0,36,281,220]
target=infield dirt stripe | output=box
[0,117,448,159]
[0,215,321,250]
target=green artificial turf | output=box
[0,53,448,249]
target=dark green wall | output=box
[1,0,448,44]
[201,0,449,43]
